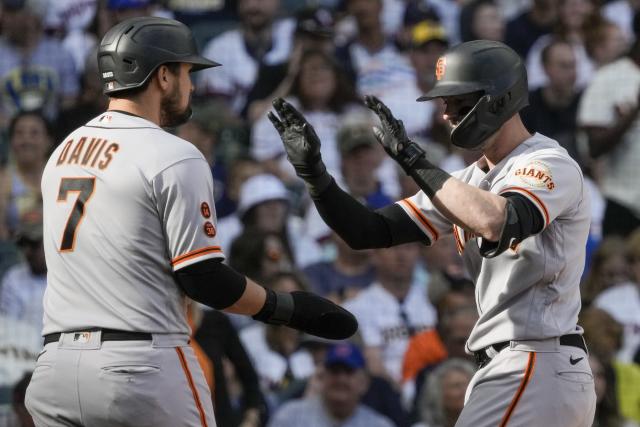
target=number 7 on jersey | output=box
[57,177,96,252]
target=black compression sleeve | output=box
[504,192,544,236]
[174,258,247,310]
[312,179,427,249]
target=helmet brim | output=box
[417,81,485,102]
[185,55,221,71]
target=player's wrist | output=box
[409,157,451,199]
[291,155,333,198]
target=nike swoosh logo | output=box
[569,356,584,365]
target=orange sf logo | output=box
[435,57,446,81]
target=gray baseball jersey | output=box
[40,111,225,335]
[397,133,590,351]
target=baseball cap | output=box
[410,20,448,48]
[403,1,440,26]
[324,342,365,370]
[295,6,335,38]
[237,174,290,218]
[337,121,378,155]
[107,0,151,10]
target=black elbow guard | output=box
[253,288,358,340]
[479,194,544,258]
[175,259,247,310]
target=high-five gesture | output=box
[268,98,332,196]
[364,95,427,175]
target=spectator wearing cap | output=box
[505,0,557,59]
[0,0,79,124]
[216,173,322,268]
[268,342,394,427]
[408,20,449,105]
[245,6,344,123]
[198,0,295,115]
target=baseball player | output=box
[25,17,356,427]
[269,40,596,427]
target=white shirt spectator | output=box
[577,57,640,217]
[239,323,315,389]
[344,282,437,383]
[0,263,47,332]
[594,283,640,363]
[526,34,594,90]
[199,18,295,114]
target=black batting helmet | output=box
[98,16,220,95]
[419,40,528,150]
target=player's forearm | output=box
[431,177,508,242]
[224,278,266,315]
[584,121,635,158]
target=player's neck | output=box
[107,97,161,126]
[482,115,532,169]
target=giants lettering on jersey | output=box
[56,137,119,170]
[514,160,555,190]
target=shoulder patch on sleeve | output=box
[513,160,555,191]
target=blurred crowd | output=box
[0,0,639,426]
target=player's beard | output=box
[160,83,192,128]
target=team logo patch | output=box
[99,114,112,123]
[435,57,446,81]
[514,160,555,190]
[203,221,216,237]
[200,202,211,218]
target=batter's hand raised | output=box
[268,97,332,196]
[268,98,324,179]
[364,95,426,175]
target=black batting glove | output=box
[364,95,427,175]
[268,98,325,177]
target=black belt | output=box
[474,334,587,369]
[44,329,152,345]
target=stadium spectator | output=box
[505,0,557,59]
[0,0,79,124]
[191,305,268,427]
[408,20,449,108]
[526,0,600,90]
[219,173,322,268]
[602,0,640,43]
[593,229,640,364]
[303,231,376,302]
[245,6,339,123]
[199,0,295,114]
[251,49,363,186]
[11,372,34,427]
[521,40,583,163]
[344,243,437,388]
[582,236,631,306]
[0,111,52,235]
[268,341,394,427]
[335,0,431,139]
[589,352,626,427]
[459,0,505,43]
[240,273,316,410]
[584,20,629,69]
[413,358,476,427]
[578,34,640,236]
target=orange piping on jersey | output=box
[400,199,439,241]
[172,246,222,267]
[176,347,209,427]
[500,186,550,226]
[499,352,536,427]
[452,226,464,254]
